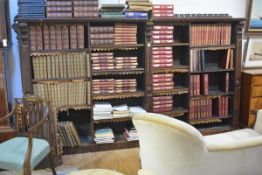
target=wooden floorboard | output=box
[62,148,140,175]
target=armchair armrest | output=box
[254,109,262,134]
[206,137,262,152]
[138,169,156,175]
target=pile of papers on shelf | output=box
[93,102,113,120]
[124,128,138,141]
[129,106,147,116]
[112,104,130,118]
[94,128,115,144]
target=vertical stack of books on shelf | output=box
[152,96,173,113]
[152,47,173,68]
[58,121,81,147]
[18,0,45,18]
[46,0,72,18]
[93,102,113,120]
[189,22,233,127]
[100,4,125,18]
[152,25,174,45]
[124,0,151,19]
[91,52,114,70]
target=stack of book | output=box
[70,24,85,49]
[214,96,229,117]
[152,4,173,17]
[90,26,115,46]
[114,23,137,45]
[29,25,43,51]
[152,73,174,91]
[152,96,173,113]
[190,24,232,46]
[190,74,209,96]
[189,98,212,121]
[152,47,173,68]
[94,128,115,144]
[29,24,84,51]
[100,4,125,18]
[129,106,147,116]
[73,0,99,18]
[115,79,137,93]
[115,57,138,69]
[124,128,138,141]
[32,52,90,79]
[91,52,114,70]
[112,104,130,118]
[33,80,91,107]
[152,25,174,44]
[18,0,45,18]
[124,0,151,19]
[46,0,72,18]
[92,79,115,94]
[93,102,113,120]
[58,121,81,147]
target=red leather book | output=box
[153,13,173,17]
[153,82,174,87]
[153,63,173,68]
[152,35,173,40]
[153,86,174,91]
[152,47,172,51]
[152,4,174,10]
[152,39,174,44]
[152,54,173,59]
[43,25,50,50]
[153,96,172,101]
[153,26,174,30]
[152,30,173,35]
[62,25,69,49]
[201,74,208,95]
[152,59,173,64]
[153,74,173,78]
[152,50,173,55]
[153,100,173,106]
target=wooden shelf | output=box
[15,17,148,23]
[63,140,139,154]
[153,66,189,73]
[190,115,232,125]
[90,44,144,50]
[190,44,235,50]
[199,125,234,135]
[30,48,89,55]
[32,77,89,83]
[92,68,144,76]
[191,91,234,99]
[55,105,91,111]
[152,17,244,22]
[93,117,132,124]
[152,43,189,47]
[93,91,145,100]
[190,68,234,74]
[153,86,188,96]
[161,107,188,117]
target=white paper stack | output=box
[124,128,138,141]
[112,104,130,118]
[94,128,114,144]
[93,102,113,120]
[129,106,147,116]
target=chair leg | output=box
[23,164,32,175]
[49,150,57,175]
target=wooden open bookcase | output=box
[13,17,244,157]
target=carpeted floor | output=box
[0,148,140,175]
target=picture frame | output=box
[246,0,262,33]
[243,37,262,68]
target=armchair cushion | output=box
[0,137,50,171]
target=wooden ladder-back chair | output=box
[0,95,57,175]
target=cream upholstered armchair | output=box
[133,111,262,175]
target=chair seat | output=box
[0,137,50,171]
[204,128,261,143]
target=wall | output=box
[7,0,248,102]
